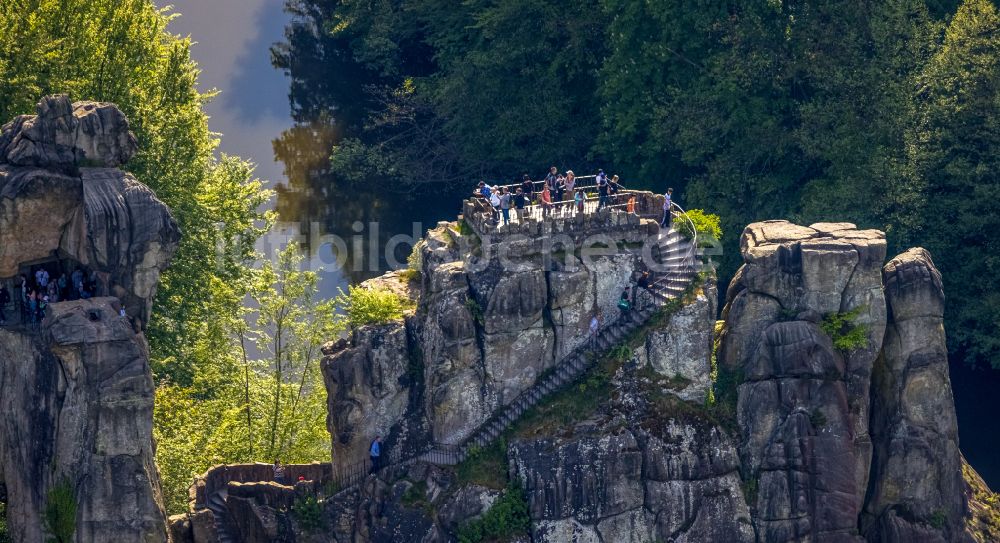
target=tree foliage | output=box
[155,245,343,514]
[279,0,1000,368]
[0,0,273,383]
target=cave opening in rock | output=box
[0,254,94,328]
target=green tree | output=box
[155,245,342,514]
[0,0,273,384]
[904,0,1000,365]
[249,245,342,459]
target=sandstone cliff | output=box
[171,213,999,541]
[0,96,178,542]
[166,206,1000,543]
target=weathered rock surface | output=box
[633,283,717,401]
[0,97,175,542]
[720,220,887,542]
[510,421,753,543]
[0,95,137,169]
[252,217,1000,543]
[322,223,644,465]
[864,248,965,541]
[0,96,179,325]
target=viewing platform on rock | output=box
[462,189,665,245]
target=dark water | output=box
[162,0,1000,489]
[161,0,459,296]
[950,361,1000,485]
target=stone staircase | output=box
[201,226,699,542]
[417,227,699,465]
[206,488,235,543]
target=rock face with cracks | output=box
[292,219,997,543]
[0,96,176,542]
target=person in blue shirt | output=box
[370,436,382,474]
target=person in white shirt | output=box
[589,314,601,348]
[661,188,674,228]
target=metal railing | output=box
[193,203,703,509]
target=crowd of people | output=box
[473,167,675,228]
[0,264,106,326]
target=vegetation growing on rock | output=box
[336,284,414,327]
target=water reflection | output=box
[271,120,464,284]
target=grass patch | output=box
[458,220,475,236]
[513,357,617,439]
[821,306,869,352]
[465,296,484,325]
[43,481,76,543]
[928,509,947,530]
[455,484,530,543]
[336,285,414,327]
[401,480,436,515]
[401,240,425,282]
[456,439,508,490]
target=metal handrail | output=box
[487,174,599,192]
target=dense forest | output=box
[2,0,999,517]
[274,0,1000,372]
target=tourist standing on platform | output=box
[609,175,622,204]
[521,174,534,202]
[475,180,490,199]
[545,166,558,193]
[662,188,674,228]
[500,187,512,225]
[273,459,288,485]
[555,174,567,207]
[514,187,528,221]
[489,187,501,223]
[596,170,609,209]
[565,170,576,193]
[540,184,552,218]
[575,188,585,215]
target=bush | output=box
[821,307,870,352]
[336,286,412,327]
[43,481,76,543]
[292,495,325,532]
[455,484,530,543]
[673,209,723,245]
[400,240,424,282]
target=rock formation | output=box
[719,221,889,541]
[0,96,177,542]
[323,217,659,469]
[864,248,965,541]
[172,207,1000,542]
